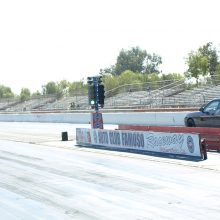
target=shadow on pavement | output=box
[75,144,202,162]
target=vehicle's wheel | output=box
[187,118,196,127]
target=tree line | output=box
[0,42,219,101]
[0,80,88,101]
[185,42,220,82]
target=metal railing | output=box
[1,75,220,111]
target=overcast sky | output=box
[0,0,220,94]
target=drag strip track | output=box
[0,122,220,220]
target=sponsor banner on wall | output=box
[76,128,202,157]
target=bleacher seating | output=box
[5,96,56,112]
[39,96,88,110]
[1,80,220,111]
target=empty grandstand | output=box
[4,95,57,112]
[1,77,220,112]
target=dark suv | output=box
[185,98,220,127]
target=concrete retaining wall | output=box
[0,112,189,126]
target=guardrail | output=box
[118,125,220,152]
[76,127,204,159]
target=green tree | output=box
[185,42,219,83]
[198,42,219,77]
[45,81,58,95]
[213,63,220,81]
[57,80,70,97]
[147,73,161,88]
[102,74,120,92]
[143,53,162,74]
[20,88,31,101]
[0,85,14,98]
[32,90,41,97]
[69,81,87,95]
[113,47,162,75]
[99,65,115,76]
[114,47,147,75]
[161,73,184,81]
[215,63,220,75]
[118,70,142,85]
[185,51,209,83]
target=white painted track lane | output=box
[0,122,220,220]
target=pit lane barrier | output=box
[76,127,205,160]
[119,125,220,153]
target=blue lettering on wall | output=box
[145,133,184,149]
[98,131,109,145]
[121,132,144,148]
[109,131,121,146]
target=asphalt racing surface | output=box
[0,122,219,220]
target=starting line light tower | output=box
[87,76,105,129]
